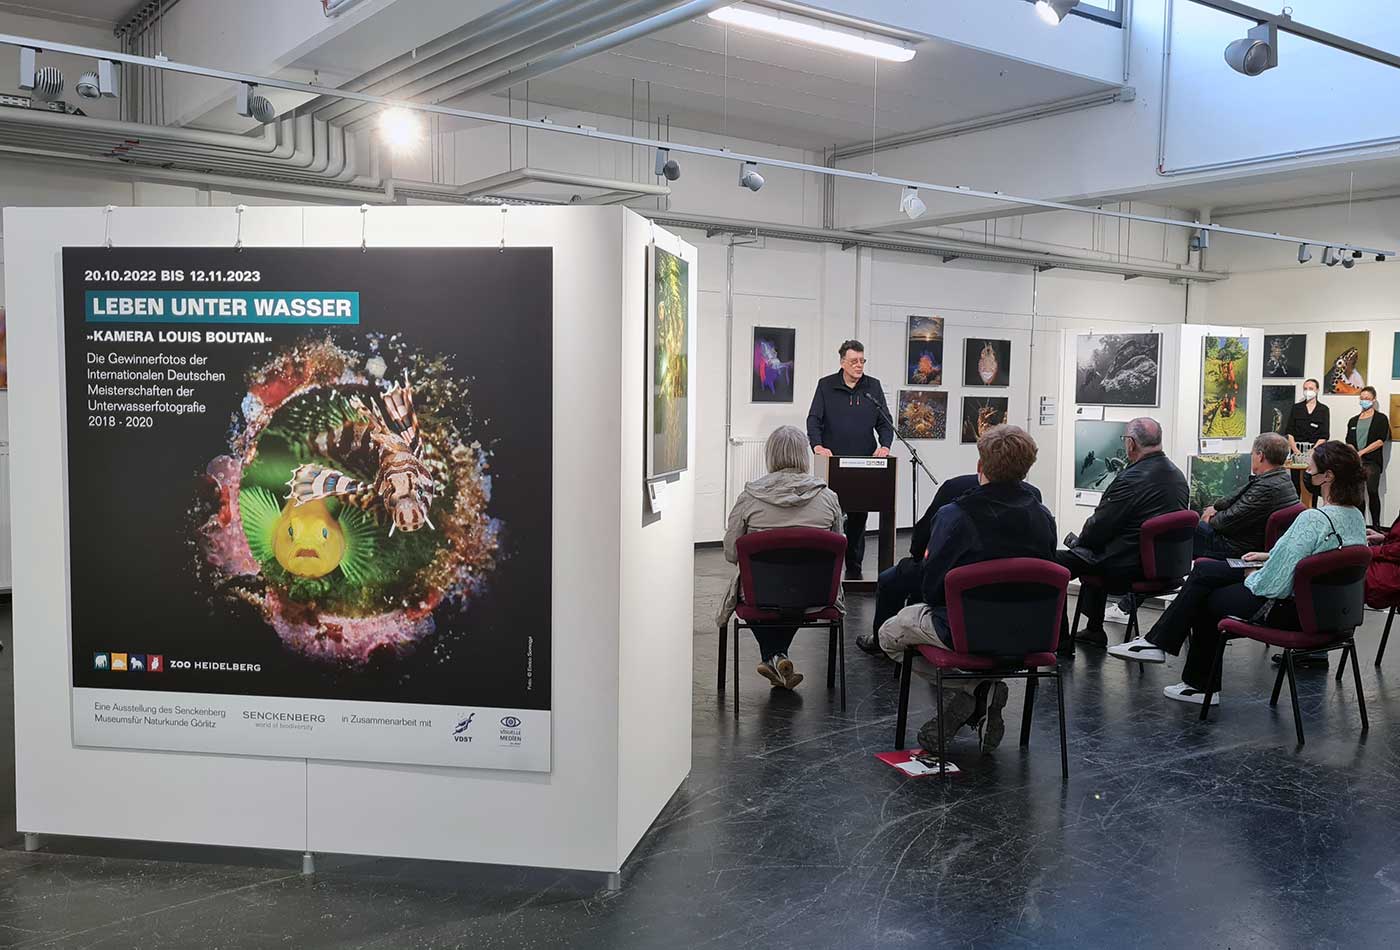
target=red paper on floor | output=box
[875,749,961,777]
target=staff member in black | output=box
[1346,385,1390,529]
[1284,378,1329,506]
[807,340,894,578]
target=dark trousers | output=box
[1364,461,1383,529]
[1194,521,1244,559]
[874,557,923,634]
[1054,550,1124,636]
[1145,559,1301,690]
[752,626,797,663]
[843,510,868,569]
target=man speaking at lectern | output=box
[807,340,894,579]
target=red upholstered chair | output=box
[1069,509,1199,650]
[893,558,1071,779]
[718,527,846,718]
[1265,503,1308,551]
[1202,546,1371,745]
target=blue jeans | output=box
[1194,520,1242,559]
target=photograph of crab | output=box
[897,390,947,440]
[961,396,1008,443]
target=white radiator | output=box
[727,436,769,511]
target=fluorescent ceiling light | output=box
[709,4,916,62]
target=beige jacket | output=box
[715,470,845,627]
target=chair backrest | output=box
[1265,503,1308,551]
[736,527,846,617]
[1292,545,1372,635]
[1138,509,1200,580]
[943,558,1071,656]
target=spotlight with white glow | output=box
[709,4,915,62]
[1034,0,1080,26]
[654,147,680,181]
[378,107,425,153]
[899,186,926,220]
[1225,21,1279,76]
[738,162,765,192]
[76,71,100,100]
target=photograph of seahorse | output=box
[961,396,1008,443]
[898,390,947,440]
[1260,385,1295,436]
[907,315,944,385]
[751,326,795,403]
[1201,335,1249,439]
[649,245,690,477]
[1263,334,1306,378]
[1075,332,1160,407]
[1324,331,1368,394]
[963,338,1011,387]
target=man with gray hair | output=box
[1193,431,1298,559]
[1054,416,1188,648]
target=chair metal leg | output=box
[1336,638,1349,682]
[1069,597,1083,645]
[1200,637,1227,722]
[1284,651,1305,746]
[837,621,847,712]
[1055,672,1069,781]
[1377,606,1396,668]
[717,624,728,694]
[894,648,914,750]
[1269,654,1287,706]
[1348,640,1369,731]
[1019,673,1038,748]
[935,667,948,779]
[733,622,741,719]
[826,625,837,689]
[1126,599,1138,644]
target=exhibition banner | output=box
[62,248,552,771]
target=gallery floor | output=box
[2,539,1400,948]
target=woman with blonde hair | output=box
[716,425,843,689]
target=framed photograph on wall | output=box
[1260,385,1294,435]
[960,395,1008,443]
[647,244,690,477]
[0,305,7,390]
[1323,331,1368,394]
[1263,334,1306,378]
[897,390,948,440]
[906,315,943,385]
[1074,332,1160,406]
[1188,454,1252,515]
[1392,331,1400,379]
[1073,420,1128,493]
[963,338,1011,387]
[1201,335,1248,439]
[751,326,795,403]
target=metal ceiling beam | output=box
[1,30,1393,258]
[1186,0,1400,71]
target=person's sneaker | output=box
[977,682,1010,753]
[1163,682,1219,706]
[1271,651,1329,668]
[774,654,804,689]
[915,690,978,751]
[1075,626,1109,647]
[1103,603,1133,626]
[1108,637,1167,664]
[855,632,884,656]
[757,659,785,688]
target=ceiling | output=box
[0,0,135,27]
[488,13,1121,152]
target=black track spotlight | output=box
[1225,21,1279,76]
[1297,244,1312,264]
[654,148,680,182]
[1322,246,1339,267]
[1343,254,1356,269]
[1378,255,1388,263]
[738,162,765,192]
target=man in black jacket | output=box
[1055,417,1188,646]
[877,426,1056,753]
[1196,432,1298,558]
[806,340,895,578]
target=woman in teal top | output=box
[1109,441,1368,705]
[1345,386,1390,529]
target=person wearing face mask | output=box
[1346,386,1390,530]
[1284,379,1329,506]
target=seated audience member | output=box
[716,425,844,691]
[1195,432,1298,559]
[1054,417,1189,646]
[1107,441,1368,704]
[858,473,979,654]
[1364,515,1400,611]
[1345,386,1390,530]
[877,425,1055,753]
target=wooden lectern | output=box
[815,454,898,594]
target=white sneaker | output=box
[1108,637,1166,664]
[1103,603,1132,626]
[1163,682,1219,706]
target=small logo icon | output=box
[110,653,128,671]
[453,713,476,736]
[129,654,146,672]
[147,655,164,672]
[500,716,522,728]
[93,653,110,671]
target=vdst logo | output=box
[453,713,476,743]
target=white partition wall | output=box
[5,205,695,874]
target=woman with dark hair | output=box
[1109,441,1368,705]
[1345,385,1390,529]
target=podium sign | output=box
[815,454,898,593]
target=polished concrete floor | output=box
[3,542,1400,948]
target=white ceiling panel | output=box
[0,0,135,26]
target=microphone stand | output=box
[864,390,939,528]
